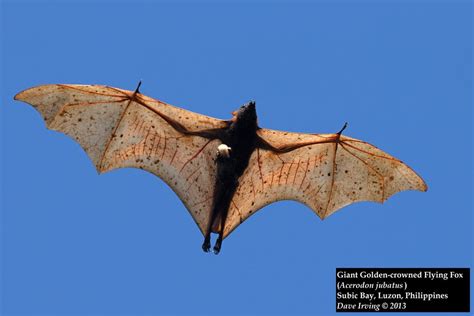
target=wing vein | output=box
[179,139,214,173]
[340,143,385,200]
[323,143,338,218]
[57,84,127,98]
[98,99,135,171]
[256,148,264,188]
[299,157,310,190]
[341,141,400,162]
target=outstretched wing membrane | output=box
[14,84,228,235]
[223,128,427,237]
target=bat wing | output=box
[14,84,228,235]
[222,128,427,238]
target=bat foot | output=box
[202,237,211,252]
[213,237,222,255]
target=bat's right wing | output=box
[15,84,228,235]
[222,128,427,238]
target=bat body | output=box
[14,83,427,254]
[203,102,259,253]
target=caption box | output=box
[336,268,469,312]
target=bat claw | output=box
[337,122,348,135]
[134,80,142,94]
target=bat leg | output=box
[213,209,227,254]
[202,207,217,253]
[202,233,211,252]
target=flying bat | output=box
[14,83,427,254]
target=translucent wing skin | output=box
[14,84,228,235]
[222,128,427,238]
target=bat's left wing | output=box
[222,128,427,238]
[14,84,228,235]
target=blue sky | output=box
[1,1,472,315]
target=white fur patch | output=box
[217,144,232,158]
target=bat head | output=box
[232,101,257,127]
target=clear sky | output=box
[1,1,472,315]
